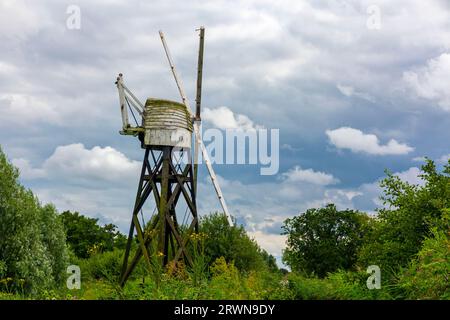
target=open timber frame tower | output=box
[119,143,198,287]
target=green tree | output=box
[60,211,126,258]
[199,212,275,272]
[358,159,450,277]
[0,147,68,294]
[282,204,370,277]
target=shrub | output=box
[286,270,392,300]
[79,249,124,283]
[286,273,334,300]
[206,257,246,299]
[200,213,271,272]
[244,270,293,299]
[396,210,450,299]
[327,270,392,300]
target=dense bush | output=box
[60,211,127,259]
[243,270,293,299]
[286,270,393,300]
[78,249,124,282]
[396,209,450,299]
[205,257,246,299]
[286,273,334,300]
[0,147,68,294]
[282,204,370,277]
[358,160,450,279]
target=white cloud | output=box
[403,53,450,112]
[0,0,51,41]
[34,185,135,231]
[336,84,355,97]
[336,84,374,102]
[0,61,17,74]
[282,165,339,185]
[209,10,282,42]
[247,230,287,258]
[11,158,46,179]
[412,156,427,162]
[44,144,140,181]
[280,144,301,152]
[13,143,141,183]
[198,168,364,260]
[304,166,425,216]
[0,94,61,125]
[336,190,363,201]
[343,166,424,211]
[11,143,142,230]
[202,106,262,130]
[412,154,450,164]
[437,154,450,164]
[395,167,424,186]
[326,127,414,155]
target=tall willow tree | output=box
[0,147,68,294]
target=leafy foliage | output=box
[200,212,277,272]
[396,209,450,299]
[358,159,450,278]
[206,257,246,299]
[39,204,70,284]
[282,204,370,277]
[187,232,209,286]
[286,270,392,300]
[78,249,124,283]
[60,211,127,258]
[0,147,68,294]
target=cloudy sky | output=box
[1,0,450,265]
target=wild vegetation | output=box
[0,146,448,300]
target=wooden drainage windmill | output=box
[115,27,233,287]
